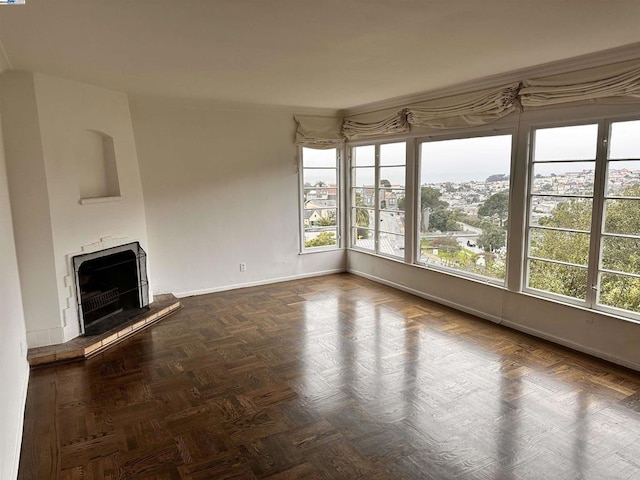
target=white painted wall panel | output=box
[130,98,345,296]
[0,106,29,480]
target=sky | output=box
[420,135,512,184]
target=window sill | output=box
[299,246,343,255]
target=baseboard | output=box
[348,269,504,325]
[500,319,640,372]
[174,268,346,298]
[349,268,640,373]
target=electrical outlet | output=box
[240,262,247,272]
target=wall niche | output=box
[78,130,121,203]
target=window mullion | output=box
[404,138,417,265]
[374,145,381,255]
[337,148,343,247]
[298,147,305,253]
[585,120,609,307]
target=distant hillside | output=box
[486,174,509,183]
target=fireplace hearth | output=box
[73,242,150,335]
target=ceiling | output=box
[1,0,640,109]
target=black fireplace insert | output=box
[73,242,150,335]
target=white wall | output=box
[0,105,29,480]
[1,72,150,347]
[349,251,640,371]
[129,98,345,296]
[0,72,60,346]
[32,73,149,343]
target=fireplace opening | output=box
[73,242,150,336]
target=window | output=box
[598,120,640,315]
[525,119,640,317]
[351,142,406,258]
[300,147,339,251]
[525,124,597,300]
[417,134,513,281]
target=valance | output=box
[342,108,409,140]
[406,83,520,129]
[294,115,344,148]
[519,59,640,109]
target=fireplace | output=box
[73,242,150,335]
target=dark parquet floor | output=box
[18,273,640,479]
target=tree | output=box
[315,211,336,226]
[305,231,336,248]
[528,199,591,299]
[528,187,640,312]
[478,192,509,227]
[428,209,460,232]
[380,179,391,187]
[478,221,506,252]
[354,191,370,239]
[598,184,640,312]
[420,186,449,233]
[421,186,448,212]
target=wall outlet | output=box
[239,262,247,272]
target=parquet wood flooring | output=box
[18,273,640,479]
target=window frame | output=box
[522,119,602,307]
[339,103,640,325]
[522,115,640,321]
[348,139,408,261]
[298,146,342,253]
[413,128,516,286]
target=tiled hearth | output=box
[27,294,181,367]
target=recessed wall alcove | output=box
[78,129,121,202]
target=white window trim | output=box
[340,102,640,325]
[298,146,342,254]
[521,113,640,322]
[348,139,408,261]
[413,128,516,286]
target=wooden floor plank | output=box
[18,273,640,479]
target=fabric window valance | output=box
[294,115,344,148]
[342,108,409,140]
[519,59,640,109]
[406,82,520,129]
[294,58,640,145]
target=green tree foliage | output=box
[478,192,509,227]
[599,184,640,312]
[421,186,448,212]
[420,186,450,233]
[528,186,640,312]
[478,221,506,252]
[305,231,336,248]
[380,179,391,187]
[354,191,370,239]
[528,199,591,299]
[428,209,461,232]
[315,211,336,226]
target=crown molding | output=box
[341,42,640,117]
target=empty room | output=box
[2,1,640,479]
